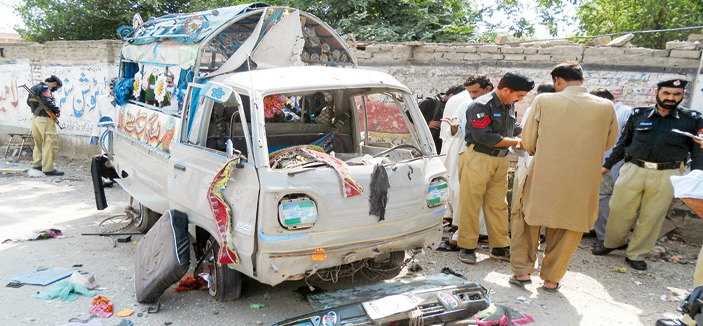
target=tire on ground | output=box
[205,237,243,302]
[129,196,160,233]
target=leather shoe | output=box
[44,170,65,176]
[626,257,647,271]
[459,249,477,264]
[490,247,510,261]
[592,242,627,256]
[655,318,685,326]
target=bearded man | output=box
[593,79,703,271]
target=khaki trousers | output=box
[510,207,583,283]
[605,162,682,261]
[31,116,58,172]
[456,146,510,249]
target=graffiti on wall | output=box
[117,104,178,153]
[0,63,115,136]
[41,65,113,135]
[0,62,33,128]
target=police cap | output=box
[45,75,63,88]
[657,79,688,89]
[501,72,534,92]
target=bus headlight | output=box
[278,196,318,229]
[427,178,448,207]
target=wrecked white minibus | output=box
[92,3,447,302]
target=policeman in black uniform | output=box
[28,75,63,176]
[593,79,703,271]
[419,85,465,153]
[456,72,534,264]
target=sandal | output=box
[436,240,460,252]
[508,275,532,287]
[538,283,561,293]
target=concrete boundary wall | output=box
[0,39,701,159]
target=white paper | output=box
[362,293,424,320]
[671,129,703,141]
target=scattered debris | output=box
[613,267,627,273]
[116,319,133,326]
[90,296,114,317]
[60,316,102,326]
[27,168,46,177]
[250,303,266,309]
[648,246,668,260]
[72,264,83,268]
[441,267,464,278]
[34,277,98,301]
[174,274,207,292]
[408,261,423,272]
[660,295,681,302]
[634,281,642,286]
[3,228,63,244]
[516,296,528,303]
[116,309,135,317]
[5,281,23,288]
[7,267,73,286]
[475,304,534,325]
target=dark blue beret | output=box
[657,79,688,89]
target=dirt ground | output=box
[0,156,701,326]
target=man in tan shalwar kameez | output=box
[509,62,619,291]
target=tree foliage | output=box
[15,0,203,42]
[15,0,490,43]
[577,0,703,49]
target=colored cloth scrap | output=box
[34,280,97,301]
[90,296,114,318]
[116,308,135,317]
[269,145,363,197]
[174,274,208,292]
[208,158,241,264]
[475,304,534,326]
[3,228,63,244]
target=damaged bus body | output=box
[93,3,446,301]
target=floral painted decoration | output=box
[132,72,143,99]
[154,74,169,103]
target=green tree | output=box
[15,0,490,43]
[15,0,198,42]
[577,0,703,49]
[277,0,490,43]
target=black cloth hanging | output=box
[369,164,391,221]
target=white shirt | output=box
[439,90,471,143]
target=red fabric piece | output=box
[471,116,490,128]
[174,274,207,292]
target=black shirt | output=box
[27,82,60,117]
[464,91,521,148]
[418,95,445,152]
[603,106,703,170]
